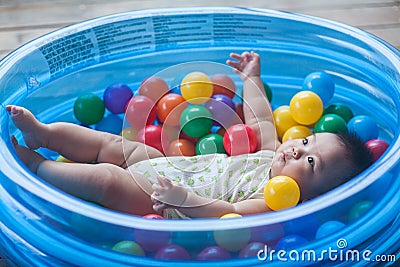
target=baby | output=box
[8,51,373,219]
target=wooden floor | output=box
[0,0,399,60]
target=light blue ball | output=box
[302,72,335,104]
[347,115,379,142]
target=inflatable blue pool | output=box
[0,7,399,266]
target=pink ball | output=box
[155,245,191,260]
[125,95,156,129]
[143,214,164,220]
[136,125,169,154]
[139,76,170,103]
[223,124,258,156]
[365,139,389,162]
[197,246,231,260]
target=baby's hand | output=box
[151,176,188,212]
[226,51,261,81]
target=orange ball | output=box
[166,139,196,157]
[139,76,170,103]
[211,74,236,98]
[157,94,188,126]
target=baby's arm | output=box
[227,52,280,151]
[152,176,271,217]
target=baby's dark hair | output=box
[335,131,374,183]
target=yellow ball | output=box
[264,176,300,211]
[273,105,297,138]
[282,125,312,143]
[120,127,138,141]
[181,72,213,104]
[220,213,242,219]
[290,91,323,125]
[56,155,74,163]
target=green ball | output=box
[314,114,347,134]
[349,200,373,222]
[196,133,225,155]
[324,103,353,123]
[74,93,105,125]
[180,106,213,138]
[112,240,145,256]
[263,82,272,102]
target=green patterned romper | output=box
[127,149,274,219]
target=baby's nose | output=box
[291,147,301,159]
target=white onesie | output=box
[128,149,274,219]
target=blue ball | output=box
[275,234,309,251]
[95,114,123,135]
[315,220,346,239]
[347,115,379,142]
[302,72,335,104]
[103,83,133,114]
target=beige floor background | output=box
[0,0,399,60]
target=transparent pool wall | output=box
[0,7,399,266]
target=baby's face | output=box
[271,132,351,200]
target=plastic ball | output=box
[95,114,123,135]
[273,105,297,138]
[155,245,191,260]
[181,72,213,104]
[120,127,138,141]
[196,133,225,155]
[324,103,354,123]
[56,155,73,163]
[347,115,379,142]
[275,235,309,251]
[223,124,258,156]
[103,83,133,114]
[282,125,312,143]
[315,220,346,239]
[172,231,215,254]
[220,213,242,219]
[166,139,196,157]
[302,72,335,104]
[290,91,323,125]
[156,93,188,126]
[139,76,170,103]
[214,217,251,252]
[125,95,157,129]
[211,74,236,98]
[134,229,172,252]
[197,246,231,260]
[136,125,169,153]
[263,82,273,102]
[205,94,236,127]
[250,223,285,247]
[74,93,105,125]
[143,214,164,220]
[349,200,373,222]
[314,114,347,134]
[284,213,319,240]
[365,139,389,162]
[263,176,300,211]
[239,242,267,258]
[180,106,213,138]
[112,241,145,256]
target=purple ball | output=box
[205,94,236,127]
[196,246,231,260]
[103,83,133,114]
[155,245,191,260]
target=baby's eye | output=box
[302,138,309,145]
[308,156,315,168]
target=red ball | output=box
[223,124,258,156]
[125,96,157,129]
[136,125,169,153]
[365,139,389,162]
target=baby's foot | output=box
[11,135,45,174]
[7,105,44,149]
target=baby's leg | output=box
[14,141,156,215]
[7,105,163,167]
